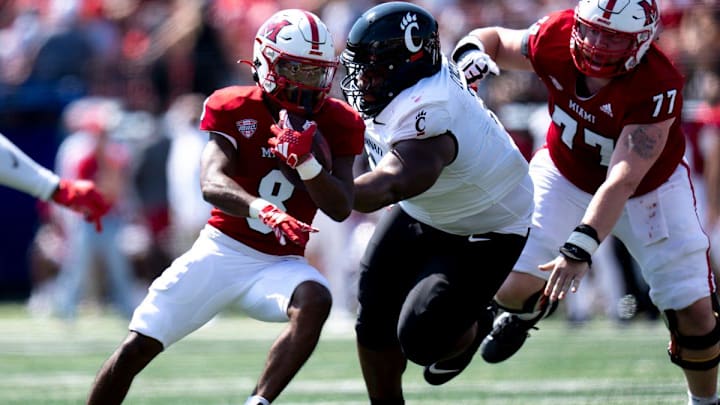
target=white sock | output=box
[688,390,718,405]
[244,395,270,405]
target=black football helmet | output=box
[340,1,441,118]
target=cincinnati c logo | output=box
[415,110,426,135]
[401,12,422,53]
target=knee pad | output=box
[398,303,497,366]
[397,322,438,366]
[665,295,720,371]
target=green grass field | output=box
[0,304,687,404]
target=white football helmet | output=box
[571,0,660,78]
[251,9,338,114]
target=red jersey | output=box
[200,86,365,256]
[524,10,685,196]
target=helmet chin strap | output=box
[282,88,315,115]
[300,90,314,115]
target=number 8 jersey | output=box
[524,9,685,196]
[200,85,365,256]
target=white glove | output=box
[451,35,500,84]
[456,49,500,84]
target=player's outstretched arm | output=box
[0,133,110,232]
[452,27,532,78]
[0,132,63,201]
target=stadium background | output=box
[0,0,716,315]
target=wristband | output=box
[249,198,272,219]
[296,155,323,180]
[566,224,600,254]
[451,35,486,63]
[559,224,600,265]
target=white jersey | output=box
[363,57,533,235]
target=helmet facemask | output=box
[571,0,659,78]
[258,46,337,114]
[340,49,399,119]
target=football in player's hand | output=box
[278,113,332,188]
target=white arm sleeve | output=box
[0,133,60,201]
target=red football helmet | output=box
[571,0,660,78]
[250,9,338,115]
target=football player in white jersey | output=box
[340,2,534,403]
[0,132,109,230]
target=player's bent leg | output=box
[481,273,557,364]
[665,296,720,400]
[422,303,496,386]
[86,331,163,405]
[252,281,332,403]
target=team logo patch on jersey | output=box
[415,110,427,136]
[236,119,258,138]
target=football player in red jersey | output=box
[452,1,720,403]
[0,132,110,231]
[86,9,365,405]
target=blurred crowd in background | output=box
[0,0,719,325]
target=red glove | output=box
[51,179,111,232]
[268,110,317,169]
[255,202,318,247]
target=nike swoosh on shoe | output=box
[426,363,461,375]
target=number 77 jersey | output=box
[523,9,685,196]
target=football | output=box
[277,113,332,188]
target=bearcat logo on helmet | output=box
[401,12,422,53]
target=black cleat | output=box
[480,312,538,364]
[423,312,494,386]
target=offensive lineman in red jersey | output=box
[452,1,720,403]
[86,9,364,405]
